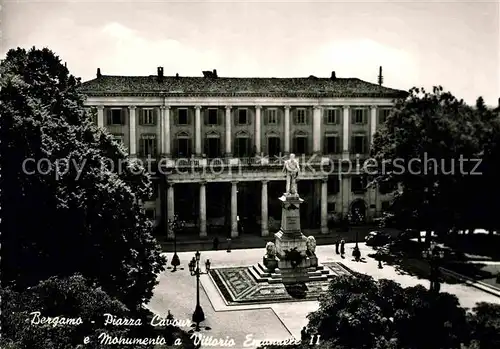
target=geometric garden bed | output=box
[209,262,354,305]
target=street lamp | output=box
[189,251,211,331]
[422,241,445,294]
[168,214,185,272]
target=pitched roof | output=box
[79,74,408,98]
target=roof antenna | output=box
[378,66,383,86]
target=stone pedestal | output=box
[253,190,336,284]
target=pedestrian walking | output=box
[335,240,340,254]
[340,239,345,257]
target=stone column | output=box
[97,106,104,128]
[261,180,269,237]
[255,105,262,153]
[313,106,322,153]
[195,105,202,155]
[284,105,291,154]
[370,105,377,144]
[167,183,175,239]
[165,106,171,156]
[129,106,137,156]
[158,107,164,155]
[199,182,207,237]
[231,181,238,237]
[225,106,232,156]
[342,106,350,159]
[321,178,328,234]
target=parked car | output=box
[365,231,391,247]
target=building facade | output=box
[80,68,407,239]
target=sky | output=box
[2,0,499,106]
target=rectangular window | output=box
[140,135,157,157]
[268,109,277,124]
[268,137,280,157]
[326,109,338,124]
[238,109,248,125]
[325,135,339,154]
[145,208,156,221]
[178,109,188,125]
[142,109,155,125]
[208,109,218,125]
[110,109,123,125]
[353,135,366,154]
[296,109,306,124]
[112,133,124,144]
[235,137,249,157]
[177,138,190,157]
[379,108,391,124]
[354,109,365,124]
[351,176,367,193]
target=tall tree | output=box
[371,87,494,238]
[0,47,165,309]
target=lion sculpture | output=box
[306,236,317,256]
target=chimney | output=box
[96,68,101,78]
[213,69,217,78]
[331,71,336,80]
[378,66,384,86]
[157,67,164,82]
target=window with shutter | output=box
[142,109,155,125]
[326,109,338,124]
[141,134,157,157]
[296,109,306,124]
[268,109,277,124]
[353,109,364,124]
[109,109,123,125]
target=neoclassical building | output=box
[80,67,407,239]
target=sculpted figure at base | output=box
[306,236,317,256]
[265,242,277,258]
[283,153,300,195]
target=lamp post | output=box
[189,251,211,331]
[422,241,445,294]
[168,214,185,272]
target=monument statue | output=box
[283,153,300,195]
[306,236,317,256]
[265,242,277,258]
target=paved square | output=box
[210,262,353,305]
[147,243,500,347]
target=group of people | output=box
[335,239,362,262]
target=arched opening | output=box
[349,199,367,224]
